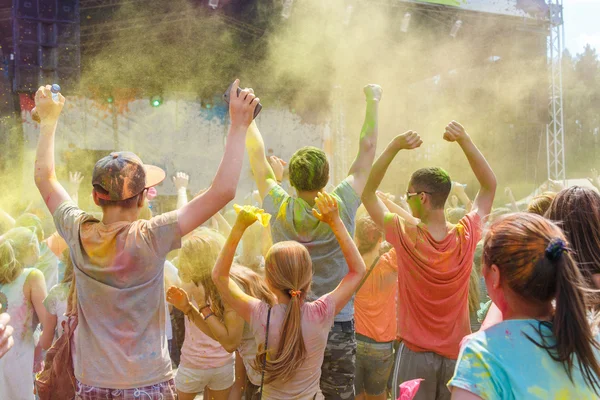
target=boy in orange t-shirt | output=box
[361,122,496,400]
[354,216,398,400]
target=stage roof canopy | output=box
[397,0,549,20]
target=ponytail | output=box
[254,290,307,384]
[484,213,600,394]
[0,239,22,285]
[552,254,600,394]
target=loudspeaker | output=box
[15,19,38,43]
[57,0,77,22]
[14,66,39,91]
[15,0,37,19]
[39,0,56,20]
[12,0,80,93]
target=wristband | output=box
[200,305,213,320]
[199,304,211,313]
[202,311,214,321]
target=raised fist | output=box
[391,131,422,151]
[363,84,383,102]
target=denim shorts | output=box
[355,334,394,396]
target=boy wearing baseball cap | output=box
[33,81,259,398]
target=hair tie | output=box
[545,238,568,262]
[289,289,302,298]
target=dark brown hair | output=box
[94,186,144,209]
[483,213,600,394]
[355,217,383,255]
[410,167,452,209]
[545,186,600,290]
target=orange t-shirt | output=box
[385,211,482,360]
[355,249,398,342]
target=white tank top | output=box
[0,268,36,399]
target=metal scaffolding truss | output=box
[546,0,566,182]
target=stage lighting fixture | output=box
[208,0,219,9]
[201,99,213,109]
[400,12,411,33]
[344,5,353,26]
[107,95,114,104]
[282,0,294,19]
[150,95,163,107]
[450,20,462,38]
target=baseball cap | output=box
[92,151,166,201]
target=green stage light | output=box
[150,95,163,107]
[107,95,114,104]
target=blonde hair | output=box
[178,228,227,318]
[230,264,275,306]
[255,241,313,384]
[0,227,38,284]
[0,240,21,284]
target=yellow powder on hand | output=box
[233,204,271,227]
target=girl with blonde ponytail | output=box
[167,228,275,400]
[212,192,366,399]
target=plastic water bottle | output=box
[51,84,60,101]
[31,83,61,123]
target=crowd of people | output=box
[0,80,599,400]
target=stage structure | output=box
[391,0,565,182]
[546,0,565,182]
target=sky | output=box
[563,0,600,56]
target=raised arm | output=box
[177,80,259,236]
[346,85,382,196]
[167,284,245,353]
[453,183,473,213]
[25,270,53,350]
[211,211,232,237]
[377,192,420,226]
[444,122,497,220]
[269,156,287,188]
[312,192,366,314]
[246,120,278,200]
[504,187,519,213]
[211,207,262,323]
[361,131,422,230]
[173,172,189,209]
[67,171,84,206]
[33,85,72,215]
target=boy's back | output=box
[54,202,181,388]
[385,211,481,358]
[263,179,360,316]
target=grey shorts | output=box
[391,343,456,400]
[355,334,394,396]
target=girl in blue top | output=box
[448,213,600,400]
